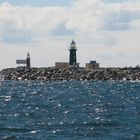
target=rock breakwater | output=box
[1,67,140,81]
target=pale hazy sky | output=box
[0,0,140,69]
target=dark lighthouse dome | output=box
[70,40,77,50]
[71,40,76,45]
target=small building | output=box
[55,62,69,69]
[16,60,26,67]
[86,60,100,69]
[16,53,31,68]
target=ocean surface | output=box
[0,80,140,140]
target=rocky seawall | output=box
[0,67,140,81]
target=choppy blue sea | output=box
[0,81,140,140]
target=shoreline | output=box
[0,67,140,81]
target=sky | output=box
[0,0,140,69]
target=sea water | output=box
[0,80,140,140]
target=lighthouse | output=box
[69,40,77,66]
[55,40,79,69]
[26,52,31,68]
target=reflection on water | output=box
[0,81,140,139]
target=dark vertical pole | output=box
[26,53,31,69]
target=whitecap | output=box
[52,129,61,134]
[83,122,87,124]
[95,117,100,120]
[48,122,52,126]
[14,114,19,117]
[60,122,64,125]
[95,108,100,113]
[58,103,61,107]
[4,96,11,101]
[31,91,37,95]
[64,110,70,114]
[52,130,56,134]
[30,130,37,134]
